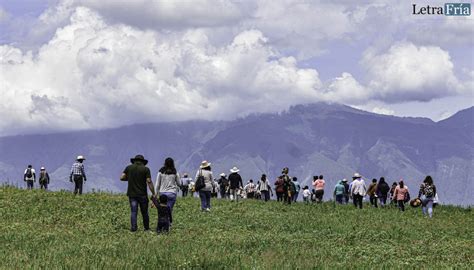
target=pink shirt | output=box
[394,186,409,201]
[313,179,325,190]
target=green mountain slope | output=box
[1,187,472,269]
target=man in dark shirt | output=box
[121,154,156,232]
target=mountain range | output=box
[0,103,472,205]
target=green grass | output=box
[0,186,473,269]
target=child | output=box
[157,194,171,233]
[310,189,317,203]
[302,186,311,204]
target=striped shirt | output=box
[70,162,86,178]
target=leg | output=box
[138,196,149,230]
[199,191,206,210]
[374,197,378,208]
[427,200,433,218]
[129,197,139,232]
[205,191,211,209]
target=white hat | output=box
[200,160,211,169]
[230,166,240,173]
[219,173,226,177]
[40,167,45,170]
[76,155,86,161]
[353,173,361,179]
[342,178,347,182]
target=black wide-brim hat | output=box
[131,154,148,165]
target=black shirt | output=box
[123,163,151,197]
[157,204,171,223]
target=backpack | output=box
[275,179,284,193]
[404,191,411,203]
[424,184,435,198]
[195,170,206,191]
[25,168,33,178]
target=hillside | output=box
[0,103,473,205]
[0,187,473,268]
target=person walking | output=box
[38,167,50,190]
[24,165,36,190]
[156,194,171,234]
[393,181,409,212]
[342,179,349,204]
[333,180,345,204]
[274,176,285,202]
[257,174,273,202]
[350,173,366,209]
[195,161,214,211]
[244,179,256,199]
[312,175,325,203]
[228,166,243,202]
[281,167,293,204]
[70,156,87,195]
[180,173,191,197]
[367,179,378,208]
[218,173,230,199]
[155,157,180,227]
[302,186,311,204]
[120,154,156,232]
[376,177,390,207]
[292,177,301,202]
[418,176,437,218]
[389,182,397,206]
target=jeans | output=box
[181,188,188,197]
[293,192,299,202]
[422,198,434,218]
[284,191,291,204]
[353,194,363,209]
[261,190,270,202]
[276,191,284,202]
[199,190,211,210]
[73,175,84,195]
[344,195,349,204]
[161,192,177,224]
[379,195,387,207]
[247,192,255,199]
[129,196,149,231]
[335,194,344,204]
[40,182,48,190]
[26,180,34,190]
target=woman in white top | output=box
[155,157,181,225]
[195,160,214,212]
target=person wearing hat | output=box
[121,154,156,232]
[228,166,243,202]
[218,173,230,199]
[23,164,36,190]
[38,167,50,190]
[350,173,366,209]
[70,155,87,195]
[195,161,215,211]
[281,167,294,204]
[180,173,191,197]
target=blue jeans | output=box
[26,180,34,190]
[335,194,344,204]
[128,196,149,231]
[199,190,211,210]
[161,192,177,224]
[293,192,299,202]
[422,197,434,218]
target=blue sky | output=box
[0,0,473,136]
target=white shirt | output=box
[351,179,367,196]
[24,168,36,181]
[303,189,311,198]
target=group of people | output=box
[24,154,439,233]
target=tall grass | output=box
[0,186,472,269]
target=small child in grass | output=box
[302,186,311,204]
[157,194,171,234]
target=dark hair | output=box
[379,177,386,184]
[159,194,168,204]
[399,181,404,188]
[304,185,308,189]
[159,157,177,175]
[424,175,433,185]
[249,179,253,183]
[319,175,323,179]
[293,177,297,181]
[372,178,377,183]
[313,176,318,180]
[28,165,32,168]
[202,166,211,171]
[261,174,267,181]
[392,182,397,186]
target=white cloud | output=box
[324,72,368,105]
[363,42,461,103]
[372,107,395,116]
[0,7,324,136]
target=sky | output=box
[0,0,473,136]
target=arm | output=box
[81,165,87,181]
[147,178,156,197]
[33,173,36,182]
[155,172,161,194]
[46,173,50,184]
[120,167,128,181]
[70,166,74,182]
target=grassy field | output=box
[0,186,473,269]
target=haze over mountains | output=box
[0,103,472,205]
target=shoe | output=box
[205,208,211,212]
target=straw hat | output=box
[219,173,226,177]
[200,160,211,169]
[352,173,361,179]
[230,166,240,173]
[76,155,86,161]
